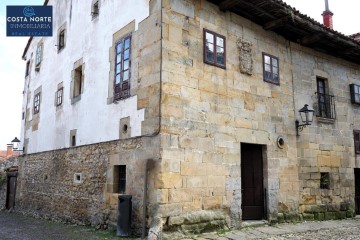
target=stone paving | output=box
[1,210,359,240]
[191,217,360,240]
[0,211,125,240]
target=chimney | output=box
[322,0,334,29]
[6,144,13,158]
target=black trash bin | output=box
[116,195,132,237]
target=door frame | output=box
[240,143,268,220]
[6,172,18,210]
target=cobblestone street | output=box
[196,216,360,240]
[0,211,121,240]
[0,211,359,239]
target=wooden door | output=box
[241,143,264,220]
[355,169,360,215]
[6,173,17,210]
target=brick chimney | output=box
[322,0,334,29]
[6,144,13,158]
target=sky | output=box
[0,0,359,150]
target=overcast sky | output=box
[0,0,359,150]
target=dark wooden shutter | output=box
[355,130,360,154]
[350,84,355,104]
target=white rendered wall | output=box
[20,0,149,154]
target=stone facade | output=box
[292,45,360,220]
[16,0,360,236]
[16,137,159,233]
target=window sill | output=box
[71,95,81,105]
[204,61,226,69]
[57,47,65,54]
[316,117,335,124]
[91,14,99,21]
[264,79,280,86]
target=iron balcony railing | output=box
[316,92,336,119]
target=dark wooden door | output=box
[6,173,17,210]
[241,143,264,220]
[355,169,360,215]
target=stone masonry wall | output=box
[16,136,160,233]
[154,0,299,231]
[291,43,360,220]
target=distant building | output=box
[350,33,360,42]
[0,144,20,161]
[16,0,360,235]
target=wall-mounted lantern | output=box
[11,137,21,151]
[295,104,315,136]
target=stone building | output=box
[17,0,360,235]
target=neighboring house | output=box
[0,145,20,161]
[18,0,360,235]
[350,33,360,42]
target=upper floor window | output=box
[59,30,65,50]
[34,93,41,114]
[56,88,63,106]
[316,77,335,119]
[354,130,360,154]
[91,1,99,18]
[263,53,279,85]
[35,44,42,66]
[350,84,360,105]
[114,35,131,100]
[203,29,225,68]
[25,60,30,77]
[57,24,66,52]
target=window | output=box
[35,44,42,67]
[74,66,83,97]
[71,135,76,147]
[91,1,99,18]
[354,130,360,154]
[25,60,30,77]
[320,172,330,189]
[58,30,65,51]
[204,29,225,68]
[263,53,279,84]
[316,77,335,119]
[114,165,126,193]
[73,173,83,184]
[33,93,40,114]
[114,35,131,100]
[350,84,360,105]
[70,129,77,147]
[56,88,63,106]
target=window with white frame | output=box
[34,93,41,114]
[56,88,63,106]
